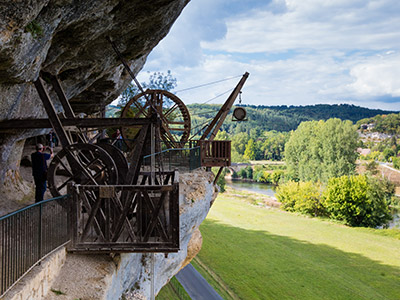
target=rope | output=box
[175,74,242,93]
[201,88,233,105]
[191,110,218,116]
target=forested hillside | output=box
[357,113,400,134]
[189,103,397,134]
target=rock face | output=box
[0,0,189,195]
[0,3,220,299]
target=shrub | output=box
[244,166,253,180]
[276,181,325,216]
[213,168,226,192]
[259,171,271,183]
[393,157,400,170]
[271,170,284,185]
[275,180,298,211]
[364,160,379,175]
[383,148,396,162]
[25,20,43,38]
[322,175,391,227]
[238,168,247,179]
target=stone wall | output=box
[4,247,67,300]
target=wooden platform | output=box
[67,171,179,253]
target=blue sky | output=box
[137,0,400,111]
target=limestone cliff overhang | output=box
[0,0,190,116]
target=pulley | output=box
[232,91,248,121]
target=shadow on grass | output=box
[198,219,400,300]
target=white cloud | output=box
[203,0,400,53]
[350,52,400,97]
[139,0,400,111]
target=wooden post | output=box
[33,78,72,147]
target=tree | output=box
[393,157,400,170]
[284,118,359,182]
[244,139,256,160]
[322,175,392,227]
[231,132,249,155]
[215,130,229,141]
[118,70,177,106]
[383,148,395,161]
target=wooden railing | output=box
[67,171,179,253]
[198,140,231,167]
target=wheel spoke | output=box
[121,90,191,147]
[57,158,74,177]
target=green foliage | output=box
[215,130,229,140]
[231,170,239,179]
[119,70,177,106]
[383,148,396,161]
[231,150,247,163]
[156,276,191,300]
[231,132,249,155]
[189,103,387,163]
[25,20,43,38]
[189,103,395,136]
[357,113,400,135]
[276,181,325,216]
[364,160,379,175]
[276,174,393,227]
[393,157,400,170]
[244,139,256,160]
[261,131,290,160]
[323,175,392,227]
[51,289,66,295]
[271,170,284,185]
[238,168,247,179]
[212,168,226,192]
[252,166,284,185]
[244,166,253,179]
[365,150,382,161]
[285,118,359,182]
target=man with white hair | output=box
[31,143,54,202]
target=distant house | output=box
[357,148,371,156]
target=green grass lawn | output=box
[195,190,400,300]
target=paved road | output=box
[176,264,224,300]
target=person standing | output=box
[31,143,54,203]
[112,128,123,150]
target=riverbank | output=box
[194,188,400,300]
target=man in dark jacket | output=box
[31,143,54,202]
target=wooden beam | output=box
[49,74,76,119]
[0,117,155,131]
[34,77,71,147]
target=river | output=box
[226,179,400,229]
[225,179,276,197]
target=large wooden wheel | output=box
[120,89,191,148]
[47,143,118,197]
[96,142,128,184]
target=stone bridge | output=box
[227,163,251,174]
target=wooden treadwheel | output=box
[47,143,118,197]
[120,89,191,148]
